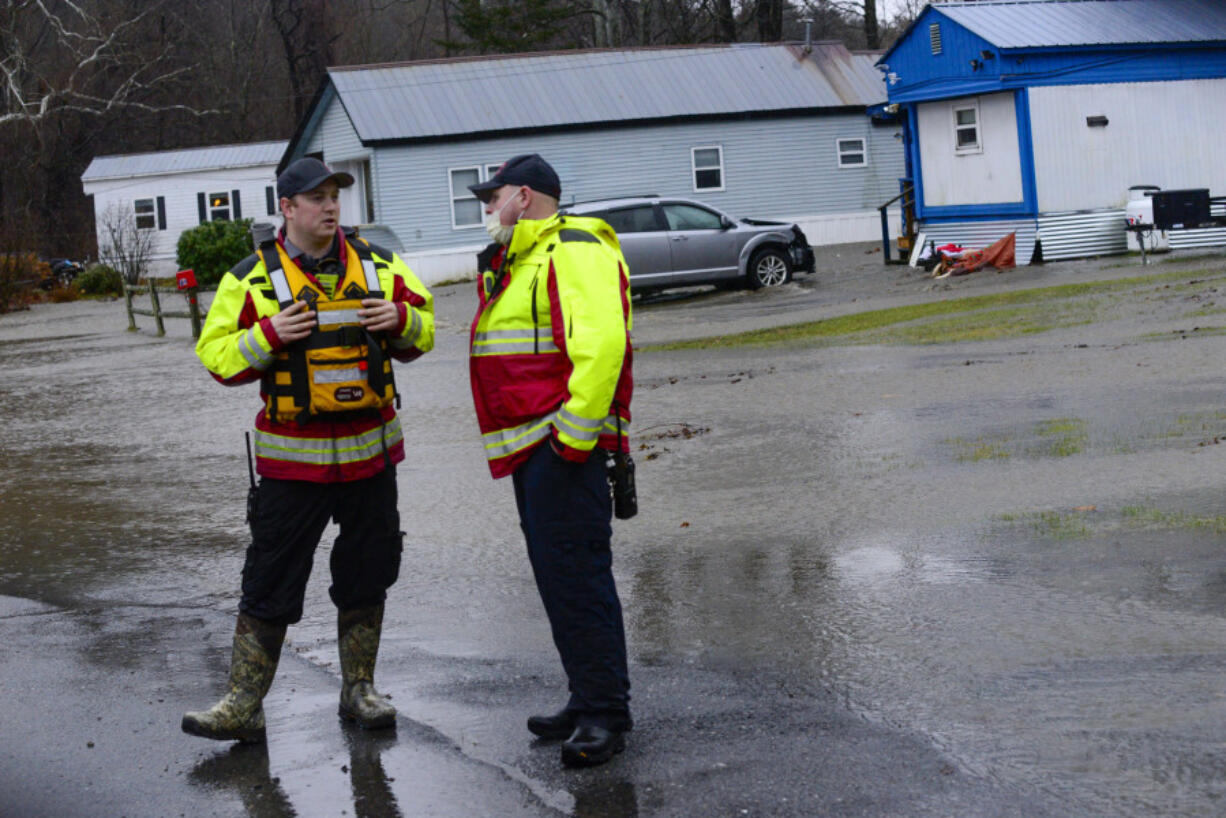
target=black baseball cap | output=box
[277,157,354,200]
[468,154,561,203]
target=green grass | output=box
[945,436,1012,462]
[998,503,1226,540]
[648,267,1226,351]
[1120,505,1226,534]
[1026,510,1091,539]
[1034,417,1088,457]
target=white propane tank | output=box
[1124,185,1170,252]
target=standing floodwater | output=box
[2,249,1225,816]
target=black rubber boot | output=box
[182,614,285,744]
[528,708,577,740]
[561,724,626,768]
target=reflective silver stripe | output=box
[268,264,294,304]
[392,308,423,349]
[254,418,403,466]
[602,415,630,435]
[472,329,559,354]
[473,329,552,342]
[482,413,556,460]
[554,412,629,445]
[238,325,274,370]
[556,407,603,442]
[313,367,364,384]
[557,407,603,431]
[472,340,559,355]
[316,308,363,326]
[360,258,381,293]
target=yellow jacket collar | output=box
[506,212,563,259]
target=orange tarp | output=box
[949,232,1016,275]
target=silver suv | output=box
[564,196,815,294]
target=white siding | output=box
[83,165,278,275]
[918,92,1023,207]
[1030,79,1226,212]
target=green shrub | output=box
[177,219,255,287]
[75,264,124,296]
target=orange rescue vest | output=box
[258,238,397,424]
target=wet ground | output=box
[2,244,1225,816]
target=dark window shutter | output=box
[265,186,276,216]
[197,192,207,223]
[232,189,242,220]
[156,197,167,230]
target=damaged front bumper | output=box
[789,226,816,274]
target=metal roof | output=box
[326,43,885,143]
[81,140,287,182]
[934,0,1226,49]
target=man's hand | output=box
[358,298,400,333]
[270,299,316,343]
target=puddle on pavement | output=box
[7,293,1226,816]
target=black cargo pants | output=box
[239,468,403,625]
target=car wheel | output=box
[746,247,791,289]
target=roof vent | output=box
[929,23,942,56]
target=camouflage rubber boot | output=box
[182,613,285,744]
[337,604,397,729]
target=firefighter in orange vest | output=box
[468,154,635,767]
[183,157,434,743]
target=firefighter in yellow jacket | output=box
[183,157,434,743]
[468,154,635,768]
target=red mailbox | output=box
[176,269,197,290]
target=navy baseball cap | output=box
[277,157,354,200]
[469,154,561,203]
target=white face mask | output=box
[484,188,525,245]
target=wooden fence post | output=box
[148,278,165,337]
[187,287,202,339]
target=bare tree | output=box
[0,0,218,127]
[97,202,155,284]
[270,0,340,121]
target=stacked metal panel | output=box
[1036,209,1128,260]
[917,219,1038,265]
[1167,201,1226,250]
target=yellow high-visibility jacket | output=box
[197,230,434,482]
[469,213,633,478]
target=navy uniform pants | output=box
[240,468,403,626]
[512,443,631,730]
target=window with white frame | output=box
[837,138,867,168]
[449,163,506,230]
[953,102,981,154]
[134,198,157,229]
[208,191,232,221]
[691,146,724,192]
[450,167,482,228]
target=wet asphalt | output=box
[2,244,1225,816]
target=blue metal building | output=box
[878,0,1226,262]
[282,43,905,282]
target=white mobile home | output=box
[878,0,1226,263]
[283,43,906,283]
[81,141,288,276]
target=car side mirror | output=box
[720,217,735,230]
